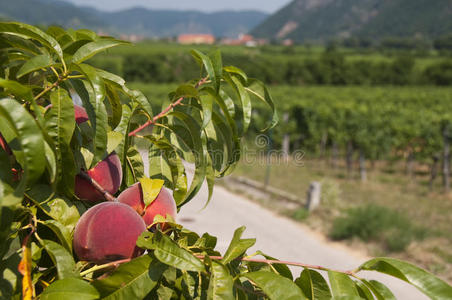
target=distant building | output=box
[119,34,146,42]
[177,34,215,45]
[220,34,268,47]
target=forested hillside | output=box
[0,0,267,38]
[251,0,452,42]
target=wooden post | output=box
[443,127,450,193]
[306,181,321,211]
[346,141,353,178]
[430,154,439,191]
[331,141,339,169]
[282,112,290,159]
[359,149,367,182]
[405,151,415,180]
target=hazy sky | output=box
[63,0,291,13]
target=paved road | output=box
[178,182,429,300]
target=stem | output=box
[128,76,208,137]
[79,258,131,277]
[78,171,117,202]
[196,255,357,277]
[34,80,61,101]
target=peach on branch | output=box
[75,152,122,203]
[45,104,89,125]
[73,202,146,264]
[117,182,177,226]
[74,104,89,124]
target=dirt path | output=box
[178,183,429,299]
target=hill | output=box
[0,0,267,38]
[251,0,452,42]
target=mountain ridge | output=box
[251,0,452,42]
[0,0,268,38]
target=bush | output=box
[330,204,425,252]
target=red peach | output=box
[75,152,122,203]
[74,104,89,124]
[117,183,177,226]
[45,104,88,125]
[73,202,146,264]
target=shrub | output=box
[330,204,425,252]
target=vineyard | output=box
[90,42,452,86]
[132,83,452,191]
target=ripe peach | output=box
[73,202,146,264]
[117,183,177,226]
[75,152,122,203]
[45,104,88,125]
[74,104,89,124]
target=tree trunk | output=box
[346,141,353,178]
[443,129,450,193]
[331,141,339,169]
[359,149,367,182]
[430,155,439,191]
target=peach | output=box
[117,183,177,226]
[74,104,89,124]
[73,202,146,264]
[45,104,88,125]
[75,152,122,203]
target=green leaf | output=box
[0,99,46,188]
[358,257,452,300]
[365,280,396,300]
[199,93,213,130]
[139,177,164,207]
[225,73,252,134]
[71,39,126,64]
[0,78,33,101]
[221,226,255,265]
[45,88,77,194]
[71,65,108,165]
[355,281,374,300]
[92,255,166,300]
[328,271,360,298]
[208,261,234,300]
[42,240,77,280]
[107,131,123,154]
[42,220,72,252]
[242,271,307,300]
[125,146,144,186]
[208,50,223,91]
[41,278,99,300]
[246,78,278,131]
[0,22,64,62]
[16,53,53,78]
[295,269,332,300]
[224,66,247,82]
[191,49,219,91]
[153,231,205,272]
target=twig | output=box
[78,171,117,202]
[79,258,131,277]
[196,255,357,276]
[128,77,209,137]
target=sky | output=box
[63,0,291,13]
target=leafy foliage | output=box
[0,21,451,299]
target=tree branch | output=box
[195,255,357,277]
[78,171,117,202]
[128,77,209,137]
